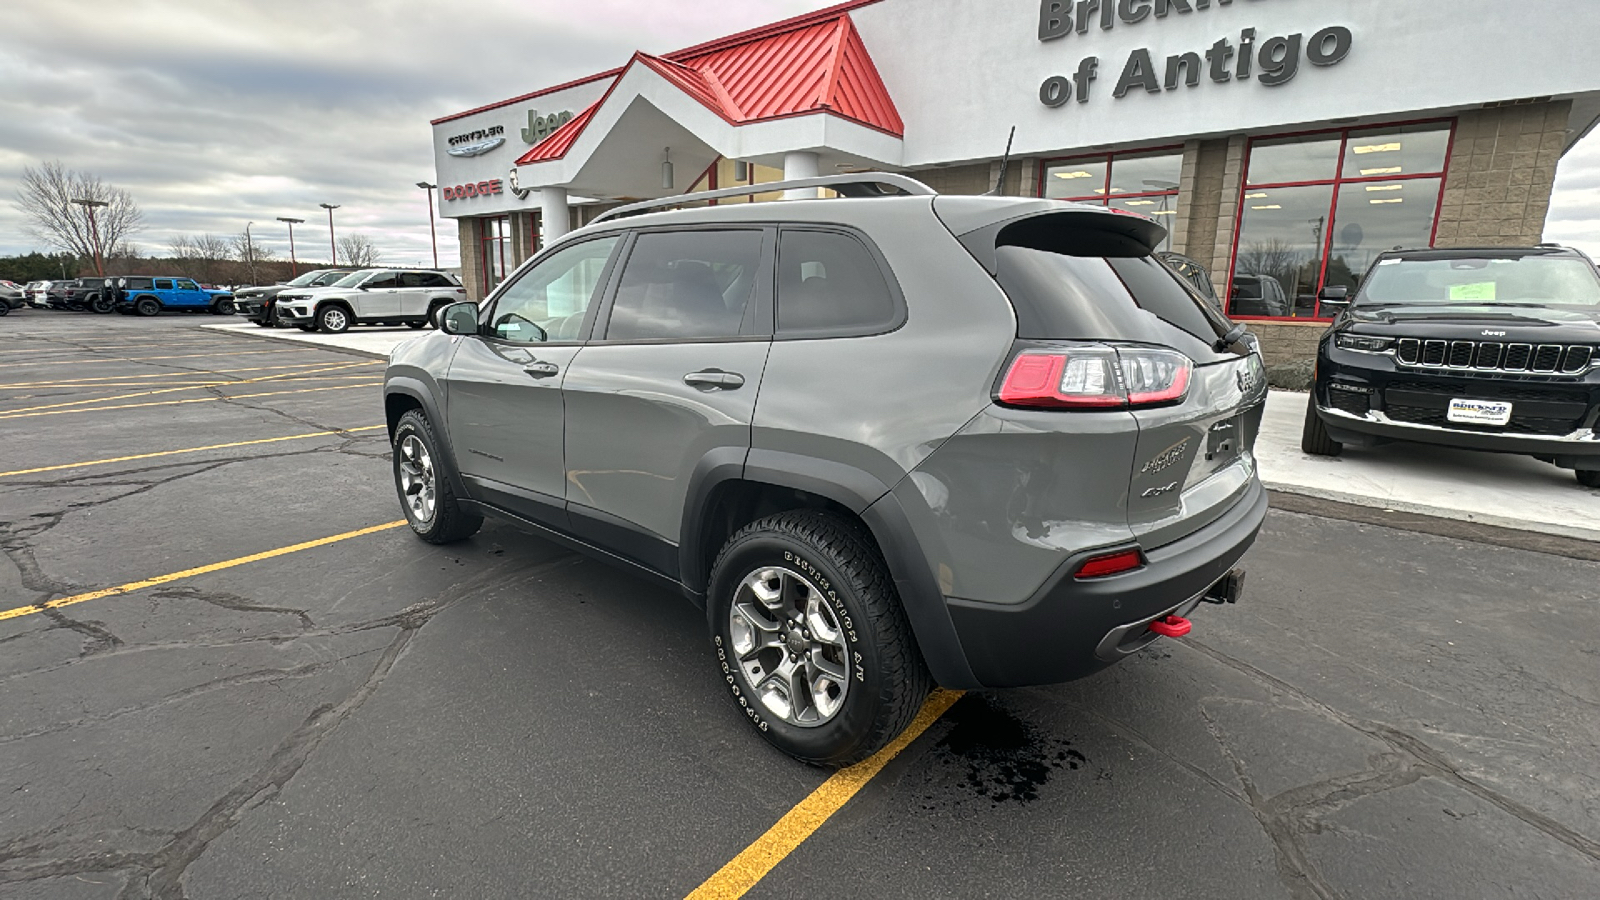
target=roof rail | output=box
[591,172,937,224]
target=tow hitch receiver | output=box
[1202,568,1246,605]
[1148,616,1192,638]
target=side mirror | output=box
[439,301,480,335]
[1318,285,1351,312]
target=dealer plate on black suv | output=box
[1447,398,1513,426]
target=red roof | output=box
[515,12,901,166]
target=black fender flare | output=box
[384,376,470,500]
[687,447,979,689]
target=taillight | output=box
[1074,549,1145,579]
[998,345,1192,410]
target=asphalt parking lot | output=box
[2,314,1598,899]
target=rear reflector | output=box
[1074,549,1145,579]
[998,345,1192,410]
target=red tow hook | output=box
[1148,615,1192,638]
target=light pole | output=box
[416,182,439,268]
[244,221,258,284]
[70,198,110,276]
[320,203,340,265]
[277,217,304,276]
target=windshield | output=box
[1359,256,1600,308]
[331,271,371,288]
[311,271,349,286]
[283,271,321,287]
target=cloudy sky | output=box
[3,0,1599,270]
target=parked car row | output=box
[271,268,466,333]
[7,277,236,317]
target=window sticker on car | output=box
[1449,282,1496,302]
[1377,258,1402,266]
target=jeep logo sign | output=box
[522,109,575,144]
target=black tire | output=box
[406,321,427,329]
[0,302,8,317]
[1301,391,1343,456]
[317,304,351,334]
[89,293,114,314]
[1578,470,1600,488]
[392,410,482,544]
[212,298,236,315]
[426,300,450,328]
[134,297,161,317]
[707,510,930,767]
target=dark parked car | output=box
[1229,272,1291,317]
[0,280,25,311]
[1304,245,1600,488]
[234,268,358,326]
[59,277,120,313]
[384,174,1265,765]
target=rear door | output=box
[442,235,622,528]
[356,271,402,319]
[560,227,774,579]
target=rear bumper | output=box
[944,479,1267,688]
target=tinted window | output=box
[364,272,399,289]
[154,279,174,290]
[776,230,897,335]
[420,272,453,287]
[489,236,619,343]
[607,230,763,341]
[125,278,153,290]
[995,246,1234,362]
[399,273,428,288]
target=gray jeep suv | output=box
[383,174,1267,765]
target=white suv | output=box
[275,268,466,333]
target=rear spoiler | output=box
[934,196,1167,275]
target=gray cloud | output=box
[0,0,836,267]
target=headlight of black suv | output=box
[1335,334,1395,353]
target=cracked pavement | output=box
[2,316,1597,899]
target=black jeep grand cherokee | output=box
[1303,245,1600,488]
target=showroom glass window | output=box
[481,216,511,292]
[1041,149,1183,252]
[1229,121,1453,319]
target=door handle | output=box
[683,369,745,391]
[524,362,560,378]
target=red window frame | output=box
[1226,118,1457,322]
[1036,146,1186,205]
[480,215,510,292]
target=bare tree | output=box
[16,161,144,261]
[168,233,237,285]
[337,234,381,267]
[1236,239,1300,278]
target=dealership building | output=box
[428,0,1600,363]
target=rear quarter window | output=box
[775,229,901,337]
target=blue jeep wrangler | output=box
[114,277,235,317]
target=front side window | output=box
[776,230,897,336]
[488,236,620,343]
[175,279,199,291]
[605,230,764,341]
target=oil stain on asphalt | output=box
[932,694,1086,805]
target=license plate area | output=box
[1446,398,1513,426]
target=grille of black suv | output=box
[1396,339,1594,374]
[1383,380,1591,436]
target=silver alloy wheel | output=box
[397,435,436,524]
[729,566,851,727]
[322,308,348,331]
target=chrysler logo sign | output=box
[448,136,506,158]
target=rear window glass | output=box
[995,247,1233,360]
[776,230,898,336]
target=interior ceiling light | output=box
[1366,184,1405,192]
[1245,192,1270,199]
[1054,170,1095,179]
[1151,210,1176,216]
[1125,200,1157,206]
[1353,142,1403,154]
[1361,166,1404,176]
[1370,198,1404,205]
[1252,205,1283,210]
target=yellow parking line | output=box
[4,361,347,389]
[0,521,408,623]
[0,425,386,479]
[0,382,382,421]
[684,689,964,900]
[0,348,306,370]
[0,360,378,414]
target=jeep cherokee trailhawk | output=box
[383,174,1266,765]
